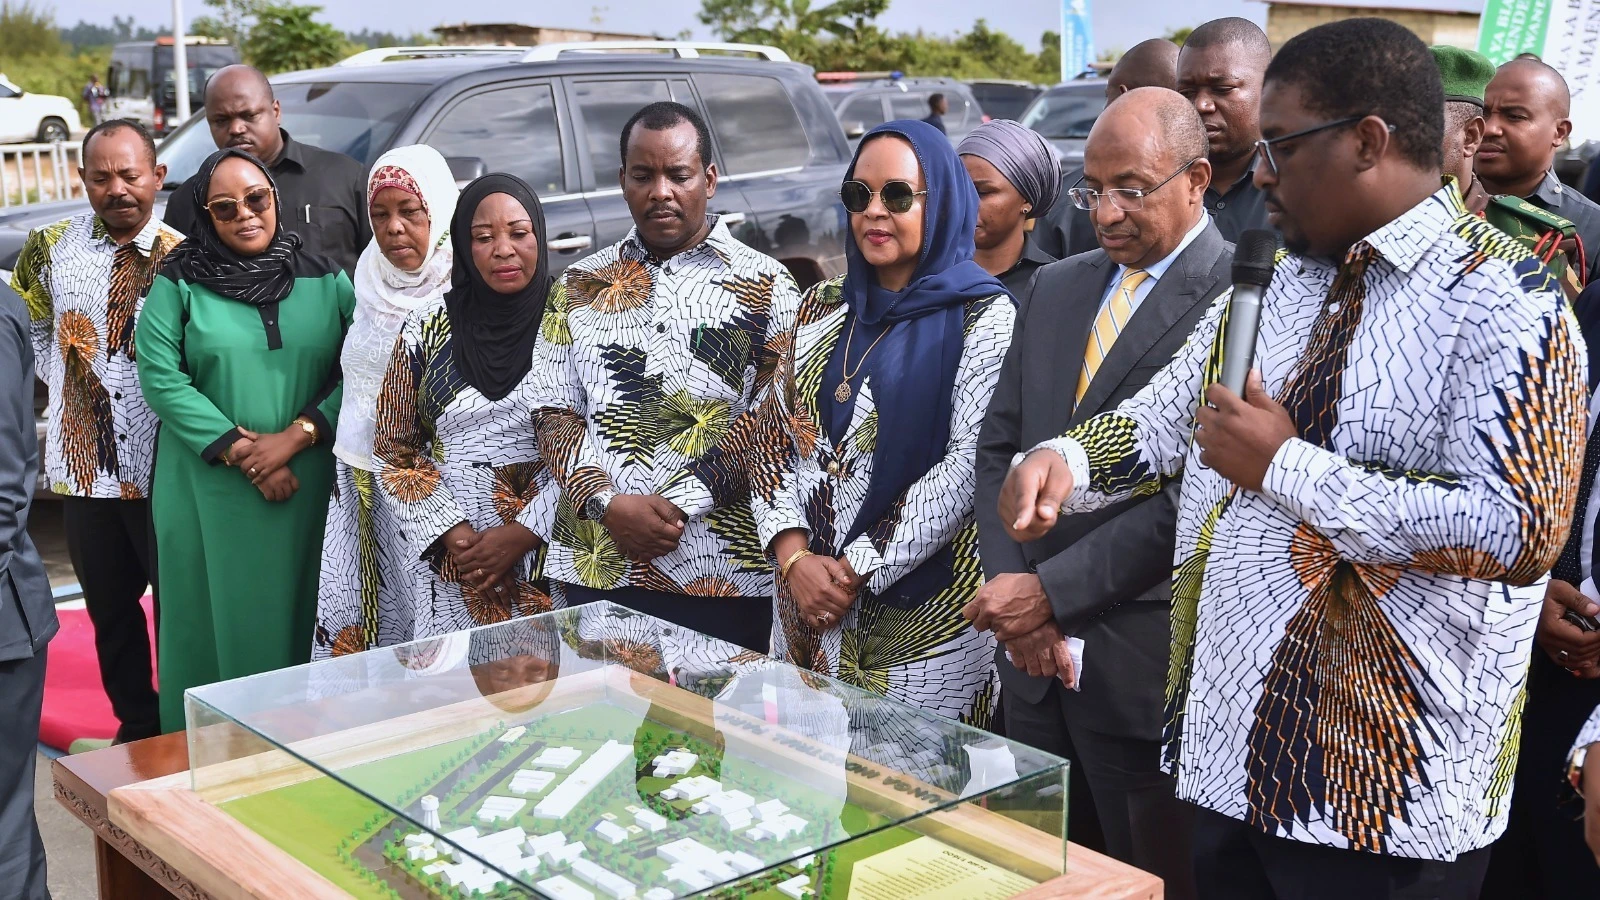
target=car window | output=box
[0,83,17,100]
[889,91,931,122]
[157,81,430,188]
[836,94,885,131]
[1020,89,1105,140]
[696,74,809,174]
[571,79,673,183]
[426,83,565,196]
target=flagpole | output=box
[172,0,191,123]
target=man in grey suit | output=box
[0,278,56,900]
[967,88,1231,900]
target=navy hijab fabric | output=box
[821,120,1010,546]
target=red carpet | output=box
[39,595,157,752]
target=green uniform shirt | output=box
[1482,194,1583,296]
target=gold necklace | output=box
[835,317,891,403]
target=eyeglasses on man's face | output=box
[1068,158,1201,213]
[1253,116,1396,176]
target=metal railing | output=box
[1,141,85,208]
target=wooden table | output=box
[55,734,1161,900]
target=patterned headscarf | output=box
[160,148,300,306]
[355,144,459,312]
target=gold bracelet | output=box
[779,548,812,582]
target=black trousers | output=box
[1482,653,1600,897]
[62,496,159,743]
[0,648,49,900]
[1192,805,1492,900]
[1004,679,1196,900]
[561,583,773,653]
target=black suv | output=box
[821,76,983,147]
[0,42,852,288]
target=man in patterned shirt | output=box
[531,102,802,651]
[10,119,181,744]
[1001,19,1586,896]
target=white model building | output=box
[443,825,479,844]
[777,874,810,899]
[548,841,588,868]
[422,861,449,876]
[526,831,568,856]
[535,741,633,819]
[532,746,584,769]
[660,775,720,801]
[593,820,629,845]
[657,838,737,883]
[663,864,714,892]
[755,799,789,821]
[721,850,764,875]
[536,875,596,900]
[643,889,675,900]
[634,809,667,833]
[499,725,528,743]
[477,795,528,823]
[651,748,699,778]
[692,789,755,817]
[571,857,638,899]
[404,833,435,848]
[406,844,439,862]
[419,794,441,831]
[719,808,753,831]
[512,769,557,795]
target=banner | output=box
[1061,0,1094,83]
[1478,0,1600,143]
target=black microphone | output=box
[1219,229,1278,396]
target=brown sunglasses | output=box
[205,187,274,223]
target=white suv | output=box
[0,75,81,144]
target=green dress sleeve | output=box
[134,275,241,464]
[297,271,356,442]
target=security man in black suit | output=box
[968,88,1234,900]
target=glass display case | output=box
[175,603,1070,899]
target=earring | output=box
[1023,205,1032,215]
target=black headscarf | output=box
[160,148,301,306]
[443,174,550,402]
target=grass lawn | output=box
[221,736,480,898]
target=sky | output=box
[54,0,1266,56]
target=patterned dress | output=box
[353,295,558,647]
[748,275,1015,731]
[12,214,183,498]
[1034,185,1587,859]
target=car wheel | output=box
[37,118,68,143]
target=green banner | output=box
[1477,0,1553,64]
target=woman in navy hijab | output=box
[749,119,1016,729]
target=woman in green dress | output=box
[137,148,354,731]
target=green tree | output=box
[247,3,349,73]
[1163,25,1194,46]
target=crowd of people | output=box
[3,14,1600,900]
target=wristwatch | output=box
[293,416,318,445]
[585,489,617,523]
[1569,742,1593,795]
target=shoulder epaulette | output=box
[1489,194,1579,236]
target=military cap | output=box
[1431,45,1496,107]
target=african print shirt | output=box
[742,277,1012,729]
[530,218,802,597]
[11,214,183,498]
[1575,705,1600,762]
[1032,185,1587,860]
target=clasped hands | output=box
[444,520,543,597]
[1539,579,1600,679]
[772,529,863,629]
[600,494,688,562]
[224,425,313,502]
[963,573,1076,689]
[998,371,1295,544]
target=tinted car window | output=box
[572,79,672,182]
[427,83,565,196]
[835,94,886,132]
[1021,88,1105,139]
[969,83,1040,121]
[157,81,430,188]
[889,91,975,139]
[696,73,809,174]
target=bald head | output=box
[1178,17,1270,171]
[1495,56,1570,115]
[1186,16,1272,59]
[1082,87,1212,268]
[201,64,283,164]
[1107,39,1179,102]
[1478,56,1574,195]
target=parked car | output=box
[108,37,240,137]
[0,40,852,291]
[820,74,983,147]
[0,75,81,144]
[965,80,1042,121]
[1019,80,1108,170]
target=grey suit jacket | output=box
[0,281,55,662]
[975,222,1231,740]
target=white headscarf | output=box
[334,145,460,470]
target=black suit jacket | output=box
[0,281,55,662]
[975,222,1231,739]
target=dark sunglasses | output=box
[205,186,275,223]
[840,179,927,215]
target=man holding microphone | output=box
[1000,19,1586,896]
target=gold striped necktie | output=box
[1077,267,1150,402]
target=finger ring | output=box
[476,568,485,578]
[249,467,258,476]
[820,611,831,624]
[1561,650,1571,662]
